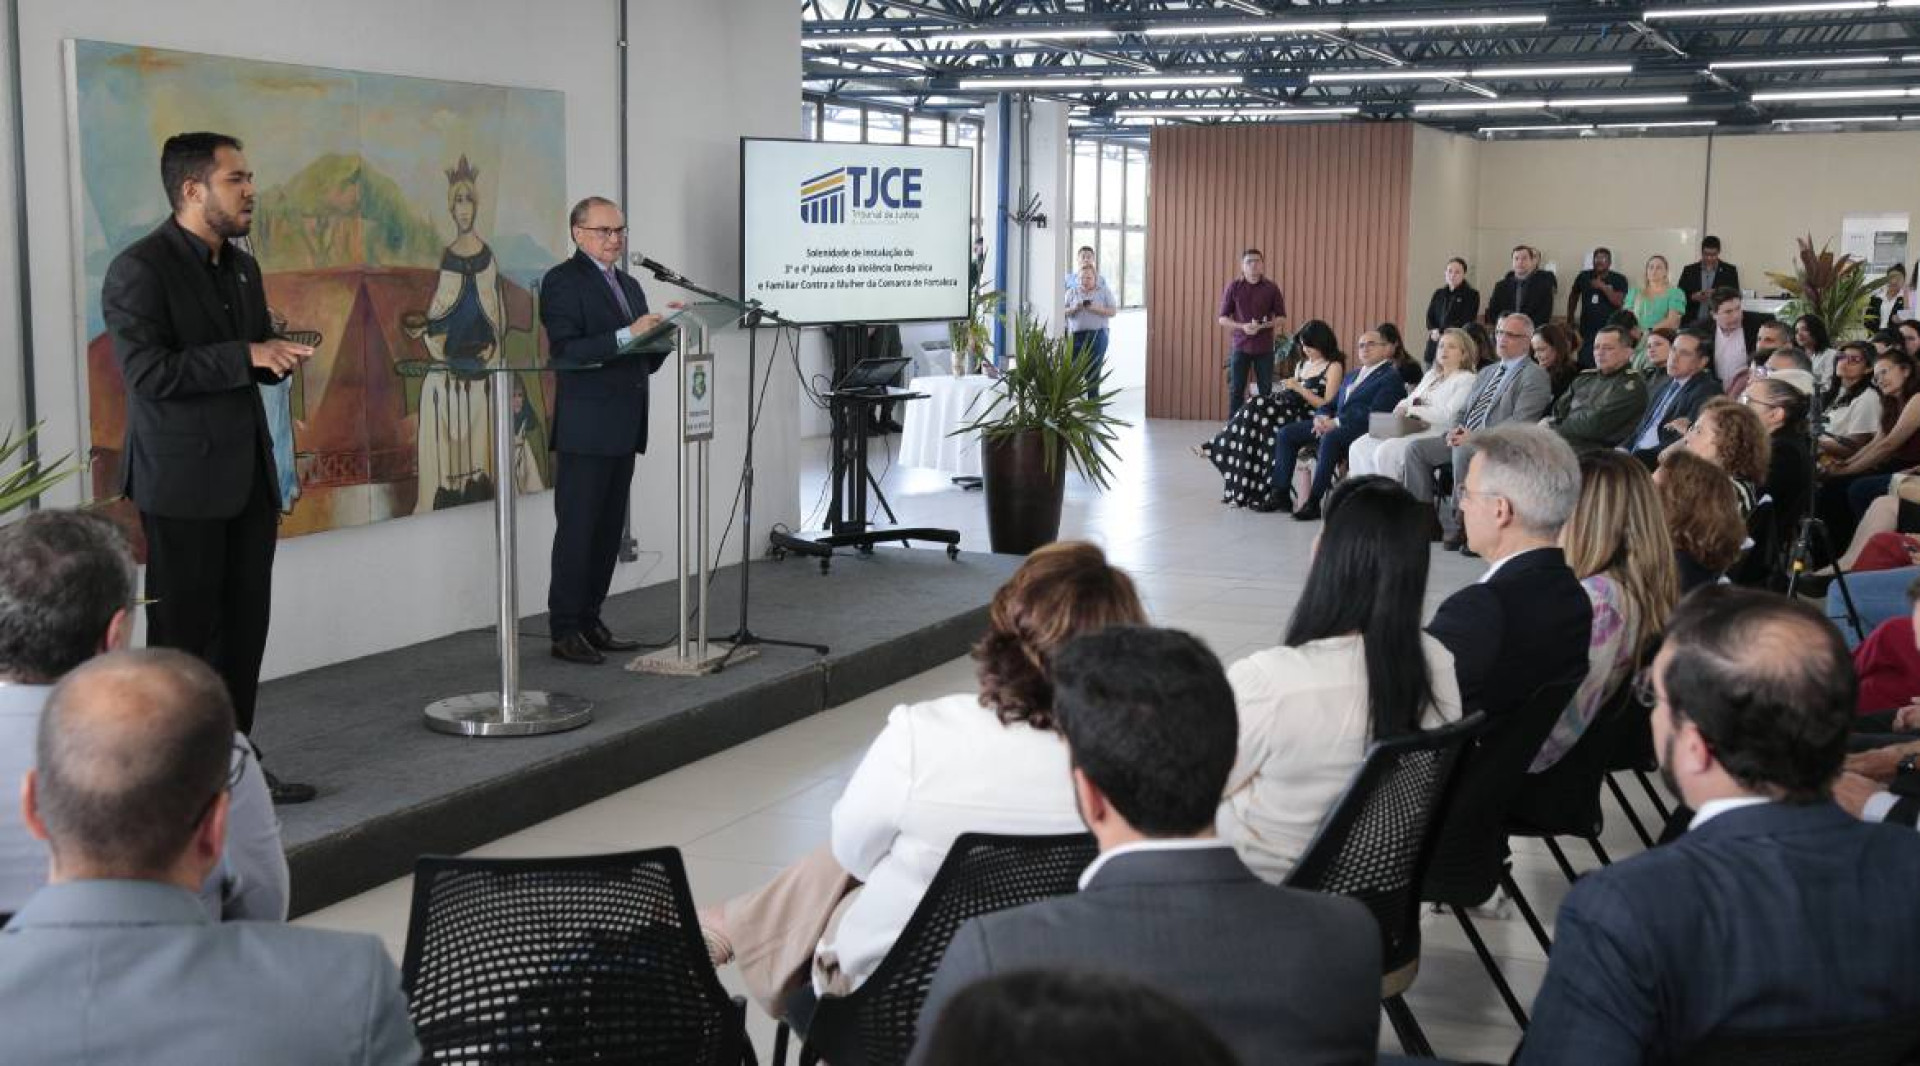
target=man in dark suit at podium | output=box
[101,131,316,804]
[539,196,670,665]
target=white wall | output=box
[4,0,800,677]
[1404,125,1480,334]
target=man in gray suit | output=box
[0,649,420,1064]
[1401,312,1555,552]
[0,510,286,922]
[911,627,1381,1066]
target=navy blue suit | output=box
[1269,361,1406,505]
[1520,802,1920,1064]
[539,250,670,639]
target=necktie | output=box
[1632,380,1680,451]
[602,267,634,319]
[1464,365,1507,429]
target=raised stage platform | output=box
[256,547,1019,916]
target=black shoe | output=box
[585,622,640,652]
[1292,501,1322,522]
[1249,490,1293,514]
[262,767,316,805]
[551,632,605,665]
[1461,546,1480,559]
[1441,535,1465,552]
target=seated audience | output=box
[1851,573,1920,717]
[1837,735,1920,831]
[1625,327,1718,469]
[1401,313,1554,553]
[1724,319,1794,399]
[1636,325,1676,386]
[916,969,1240,1066]
[1871,327,1905,356]
[1680,397,1770,518]
[1348,326,1479,482]
[914,626,1382,1066]
[1903,319,1920,361]
[0,650,419,1062]
[1655,449,1748,594]
[1533,321,1581,403]
[1705,287,1762,393]
[1379,321,1423,388]
[1427,424,1593,721]
[1530,452,1677,772]
[1220,477,1463,882]
[1821,341,1887,459]
[1732,379,1813,588]
[1548,325,1648,454]
[1867,261,1915,330]
[1820,349,1920,550]
[699,542,1143,1012]
[0,511,285,921]
[1198,319,1344,508]
[1519,588,1920,1062]
[1794,312,1836,384]
[1258,327,1407,519]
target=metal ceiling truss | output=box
[799,0,1920,138]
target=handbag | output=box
[1369,412,1427,440]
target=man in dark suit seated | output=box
[1427,423,1592,721]
[1255,328,1407,519]
[1521,588,1920,1063]
[0,650,419,1063]
[1625,328,1720,469]
[539,196,672,665]
[911,626,1381,1066]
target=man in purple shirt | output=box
[1217,249,1288,416]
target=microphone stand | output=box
[1786,381,1865,640]
[634,259,829,666]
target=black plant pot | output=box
[983,430,1066,555]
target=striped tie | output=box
[1463,366,1506,430]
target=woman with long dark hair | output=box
[1822,340,1884,459]
[1197,319,1345,507]
[1795,312,1836,384]
[1378,321,1423,388]
[1218,476,1463,884]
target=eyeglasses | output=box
[1741,394,1777,409]
[190,739,251,829]
[1496,329,1531,340]
[576,225,628,239]
[1839,352,1867,364]
[1457,483,1504,507]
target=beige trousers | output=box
[719,843,864,1015]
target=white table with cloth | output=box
[901,373,999,478]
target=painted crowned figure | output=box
[407,154,510,511]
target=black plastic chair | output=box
[1419,674,1586,1030]
[775,831,1098,1066]
[1674,1015,1920,1066]
[1285,712,1489,1058]
[1508,675,1643,884]
[400,848,756,1066]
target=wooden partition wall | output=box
[1146,122,1414,421]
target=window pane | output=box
[1100,143,1125,225]
[822,105,862,143]
[801,102,818,140]
[1072,141,1099,223]
[1099,229,1123,294]
[1125,149,1148,227]
[1124,230,1147,307]
[908,116,942,145]
[866,109,906,144]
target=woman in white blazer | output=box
[1347,328,1482,482]
[700,542,1146,1014]
[1219,477,1463,884]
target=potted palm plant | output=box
[953,311,1128,554]
[946,286,1002,376]
[1767,235,1887,342]
[0,424,78,520]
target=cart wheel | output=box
[946,545,960,560]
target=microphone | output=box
[629,253,683,282]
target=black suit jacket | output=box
[911,846,1381,1066]
[1678,260,1741,323]
[1629,371,1722,455]
[1485,270,1557,329]
[101,220,278,520]
[1427,547,1592,720]
[1520,802,1920,1064]
[538,250,670,456]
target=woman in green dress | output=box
[1627,254,1686,370]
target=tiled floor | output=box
[299,387,1669,1062]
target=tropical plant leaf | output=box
[949,308,1131,489]
[0,423,81,520]
[1764,235,1886,342]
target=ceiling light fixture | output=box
[1415,99,1547,113]
[957,76,1101,89]
[1470,63,1636,77]
[1644,2,1877,18]
[1119,106,1360,118]
[1772,114,1908,124]
[1751,87,1916,101]
[1596,119,1720,128]
[1142,12,1544,37]
[1548,95,1690,107]
[1344,14,1548,30]
[1099,74,1245,88]
[1710,55,1891,70]
[1309,69,1469,83]
[1141,20,1343,37]
[1477,123,1594,133]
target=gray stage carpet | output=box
[255,547,1017,915]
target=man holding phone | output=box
[1065,264,1118,400]
[1217,248,1288,417]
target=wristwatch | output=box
[1898,752,1918,778]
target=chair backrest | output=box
[807,831,1098,1066]
[400,847,744,1066]
[1286,713,1488,973]
[1508,674,1640,838]
[1674,1014,1920,1066]
[1421,675,1586,906]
